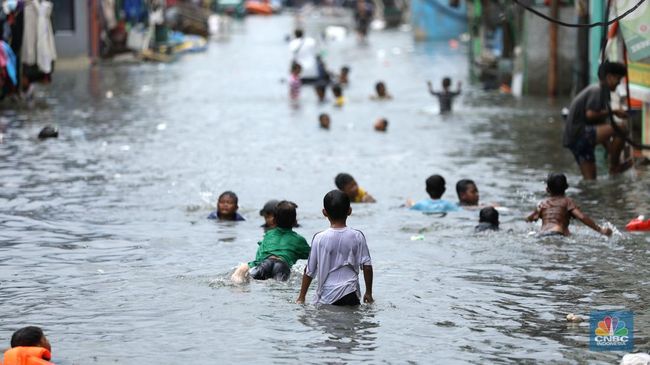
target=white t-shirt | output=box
[306,227,372,304]
[288,36,318,79]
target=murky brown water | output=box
[1,14,648,365]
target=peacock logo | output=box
[595,316,629,337]
[590,311,634,351]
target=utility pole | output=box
[548,0,559,97]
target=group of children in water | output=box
[214,170,612,308]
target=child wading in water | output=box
[289,62,302,101]
[427,77,461,114]
[296,190,373,305]
[526,173,612,237]
[232,201,310,283]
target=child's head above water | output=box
[374,118,388,132]
[319,113,330,129]
[546,173,569,196]
[335,173,359,200]
[456,179,479,206]
[260,199,279,228]
[479,207,499,226]
[375,81,387,97]
[274,200,298,229]
[217,191,239,218]
[332,84,343,98]
[425,174,446,199]
[11,326,51,351]
[323,189,351,222]
[442,77,451,90]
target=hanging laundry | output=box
[102,0,117,30]
[21,0,56,74]
[123,0,146,24]
[2,41,17,85]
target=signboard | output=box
[616,0,650,62]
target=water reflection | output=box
[298,305,379,356]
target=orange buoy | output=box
[625,216,650,231]
[245,1,273,15]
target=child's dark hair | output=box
[274,201,298,229]
[324,190,350,220]
[334,173,354,190]
[598,61,627,80]
[218,191,238,205]
[294,29,304,38]
[375,81,385,91]
[332,84,343,97]
[425,174,446,199]
[341,66,350,73]
[11,326,45,348]
[291,62,301,73]
[319,113,329,121]
[546,173,569,195]
[456,179,476,196]
[442,77,451,88]
[479,207,499,226]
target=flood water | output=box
[1,14,649,365]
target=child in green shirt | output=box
[231,201,310,283]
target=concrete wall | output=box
[523,6,577,96]
[54,2,89,58]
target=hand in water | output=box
[600,227,613,236]
[363,292,374,303]
[296,297,305,304]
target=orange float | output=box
[245,1,273,15]
[625,216,650,231]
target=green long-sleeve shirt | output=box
[248,227,310,268]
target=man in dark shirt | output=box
[562,62,629,180]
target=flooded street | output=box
[1,14,649,364]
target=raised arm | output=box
[362,265,374,303]
[571,208,612,236]
[427,81,436,95]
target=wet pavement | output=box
[0,13,649,365]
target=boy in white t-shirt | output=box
[296,190,374,306]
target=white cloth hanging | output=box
[21,0,57,74]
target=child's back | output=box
[536,195,577,235]
[307,226,371,304]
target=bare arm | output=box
[526,209,540,222]
[571,208,612,236]
[362,265,374,303]
[427,81,436,95]
[296,270,313,304]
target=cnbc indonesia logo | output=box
[590,311,634,351]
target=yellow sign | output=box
[629,62,650,88]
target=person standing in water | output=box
[427,78,461,114]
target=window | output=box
[53,0,75,32]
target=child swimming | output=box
[475,207,499,232]
[332,84,345,107]
[456,179,479,207]
[371,81,392,100]
[374,118,388,132]
[231,201,310,283]
[208,191,245,221]
[335,173,376,203]
[408,174,459,213]
[319,113,331,130]
[526,173,612,237]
